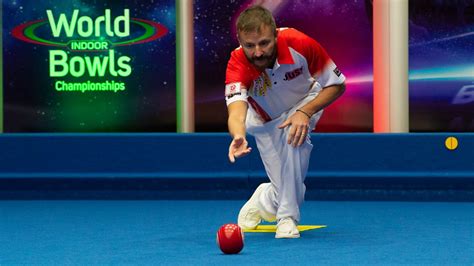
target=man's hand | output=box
[228,136,252,163]
[278,111,310,147]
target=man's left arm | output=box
[278,29,346,146]
[278,83,345,147]
[298,83,346,117]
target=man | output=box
[225,5,345,238]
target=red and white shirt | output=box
[225,27,345,121]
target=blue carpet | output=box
[1,200,473,265]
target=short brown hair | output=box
[236,5,276,36]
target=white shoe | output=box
[238,183,275,230]
[275,217,300,239]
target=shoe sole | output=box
[275,233,301,239]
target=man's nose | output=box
[254,46,264,57]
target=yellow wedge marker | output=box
[445,136,458,151]
[243,225,326,233]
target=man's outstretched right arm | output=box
[227,100,252,163]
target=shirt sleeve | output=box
[225,48,260,106]
[225,82,248,106]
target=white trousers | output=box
[246,93,322,222]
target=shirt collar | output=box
[276,34,294,65]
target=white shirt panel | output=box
[248,48,322,119]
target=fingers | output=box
[234,147,252,158]
[287,124,297,145]
[228,138,252,163]
[228,138,240,163]
[289,127,302,147]
[228,150,236,163]
[288,125,309,147]
[281,112,310,146]
[296,126,308,147]
[278,119,290,129]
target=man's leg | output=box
[254,126,313,223]
[237,183,275,229]
[256,109,322,238]
[237,102,321,234]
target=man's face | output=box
[238,25,277,71]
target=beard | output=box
[247,49,277,70]
[251,56,271,66]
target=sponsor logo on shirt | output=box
[333,67,342,77]
[283,66,304,81]
[226,92,242,99]
[225,82,242,98]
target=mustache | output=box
[252,55,271,62]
